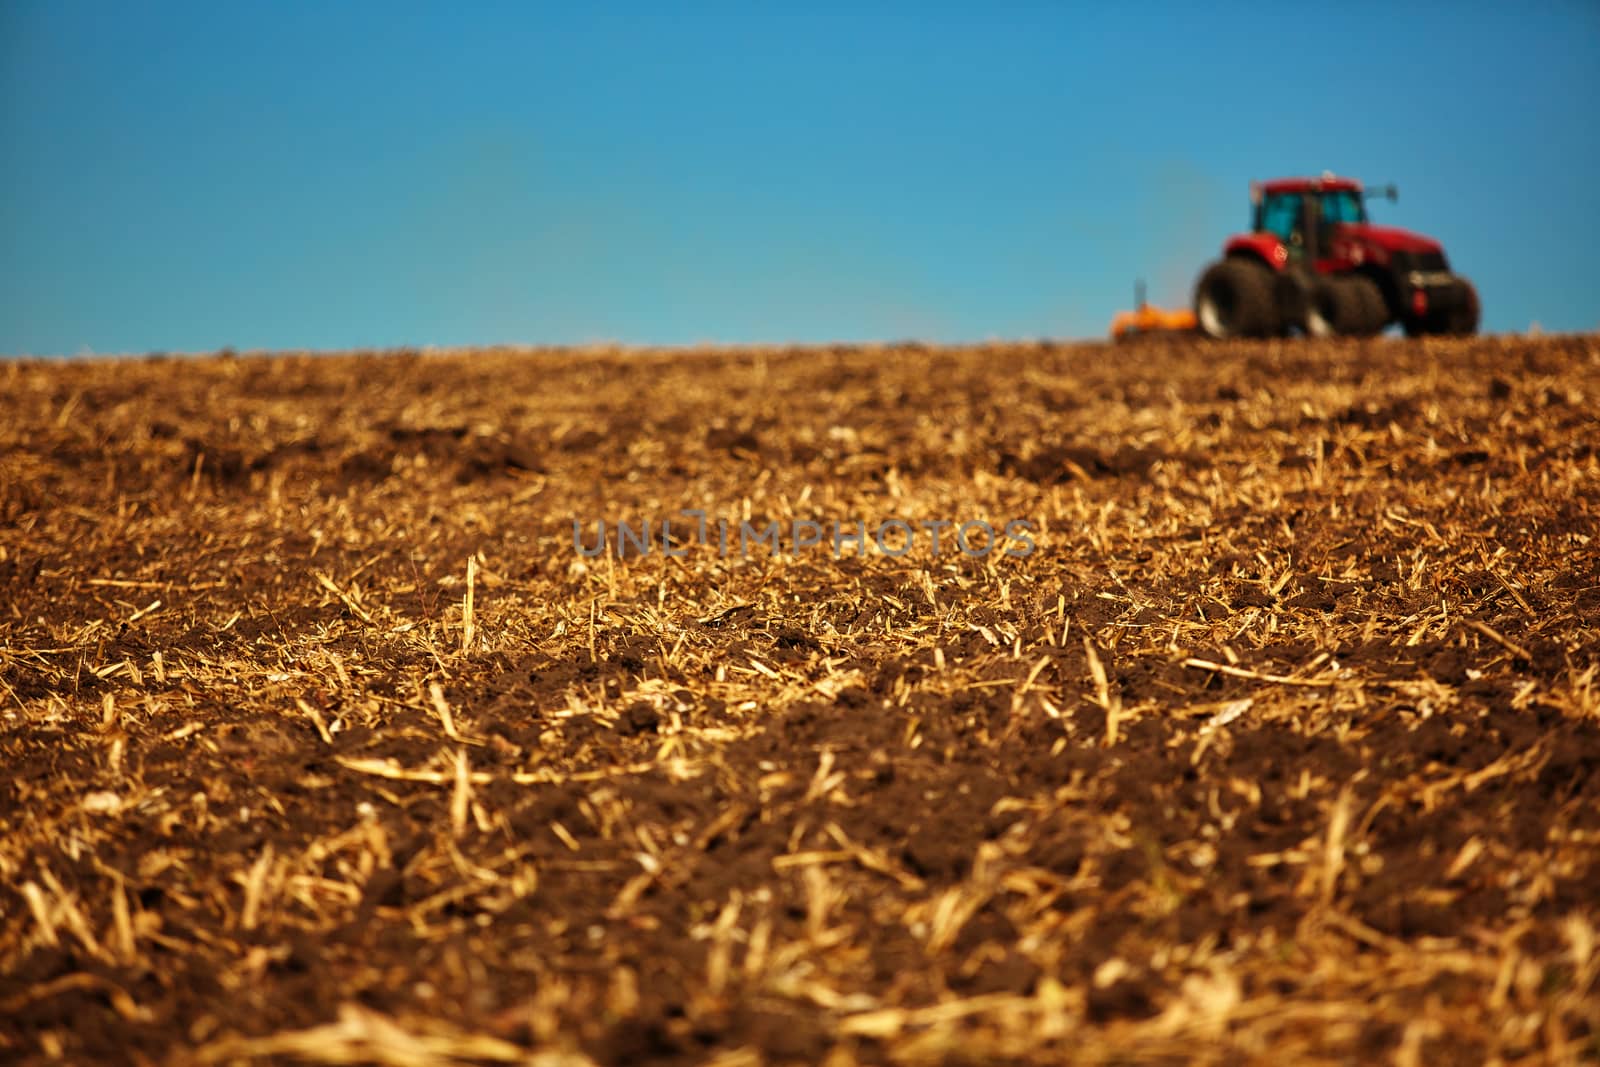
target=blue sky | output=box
[2,2,1597,355]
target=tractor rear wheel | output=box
[1273,271,1315,335]
[1311,276,1386,337]
[1344,275,1388,336]
[1303,279,1341,338]
[1195,258,1280,339]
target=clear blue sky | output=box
[3,2,1597,355]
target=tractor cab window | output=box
[1258,194,1302,246]
[1314,190,1367,254]
[1319,190,1367,226]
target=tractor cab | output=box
[1251,178,1376,264]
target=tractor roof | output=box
[1254,174,1364,198]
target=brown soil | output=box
[2,335,1598,1065]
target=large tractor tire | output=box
[1303,278,1341,338]
[1343,275,1389,336]
[1272,271,1315,335]
[1194,258,1281,339]
[1404,277,1480,337]
[1446,278,1480,335]
[1308,275,1387,337]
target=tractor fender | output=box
[1223,234,1288,272]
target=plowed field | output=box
[2,335,1598,1065]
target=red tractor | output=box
[1193,174,1479,339]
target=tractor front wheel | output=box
[1403,277,1480,337]
[1446,278,1480,335]
[1195,258,1280,339]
